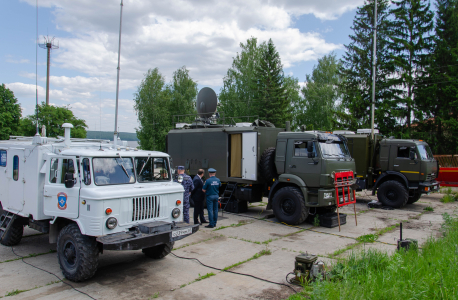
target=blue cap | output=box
[208,168,217,173]
[177,166,185,170]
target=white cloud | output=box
[13,0,361,132]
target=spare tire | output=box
[260,147,278,183]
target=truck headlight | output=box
[323,192,333,199]
[106,217,118,229]
[172,208,181,219]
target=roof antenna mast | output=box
[113,0,124,147]
[39,36,59,106]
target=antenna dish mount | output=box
[196,87,218,118]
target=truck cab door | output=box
[286,140,320,187]
[44,156,80,219]
[392,144,420,181]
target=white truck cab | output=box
[0,125,198,282]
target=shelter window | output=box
[13,155,19,181]
[0,150,6,167]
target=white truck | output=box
[0,124,198,282]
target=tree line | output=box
[136,0,457,154]
[0,84,87,139]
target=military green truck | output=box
[166,88,356,225]
[335,129,439,207]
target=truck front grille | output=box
[426,173,436,181]
[132,196,160,221]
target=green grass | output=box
[424,206,434,212]
[179,272,216,288]
[356,233,378,243]
[0,249,57,264]
[222,249,272,271]
[440,187,458,203]
[213,220,251,231]
[287,213,458,300]
[313,215,320,227]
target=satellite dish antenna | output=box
[196,87,218,118]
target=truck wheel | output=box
[260,147,278,183]
[0,212,24,246]
[142,242,174,259]
[57,223,99,282]
[407,193,421,204]
[272,186,308,225]
[377,180,408,208]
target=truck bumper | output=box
[419,181,439,194]
[96,222,199,251]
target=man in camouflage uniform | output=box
[174,166,193,223]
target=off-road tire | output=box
[407,192,421,204]
[0,212,24,246]
[142,242,174,259]
[57,223,99,282]
[260,147,278,183]
[377,180,409,208]
[272,186,308,225]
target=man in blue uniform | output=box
[174,166,193,224]
[202,168,221,228]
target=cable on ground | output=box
[169,252,298,294]
[11,247,96,300]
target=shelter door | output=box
[242,132,257,181]
[7,148,25,211]
[44,156,80,219]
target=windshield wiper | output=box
[138,156,150,176]
[116,154,130,178]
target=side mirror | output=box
[64,173,75,188]
[409,151,416,160]
[308,152,315,158]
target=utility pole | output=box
[371,0,377,140]
[39,36,59,106]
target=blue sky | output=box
[0,0,363,133]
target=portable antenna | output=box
[113,0,124,147]
[39,36,59,106]
[35,0,39,135]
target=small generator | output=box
[291,253,325,284]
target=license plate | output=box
[172,228,192,238]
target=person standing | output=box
[191,169,208,225]
[174,166,193,224]
[202,168,221,228]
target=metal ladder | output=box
[0,211,17,243]
[221,182,237,212]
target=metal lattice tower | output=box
[39,36,59,105]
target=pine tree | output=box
[388,0,434,137]
[253,39,289,127]
[219,37,263,121]
[415,0,458,153]
[340,0,397,134]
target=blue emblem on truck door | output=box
[57,192,68,210]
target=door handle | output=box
[44,195,52,198]
[289,165,296,168]
[394,165,399,167]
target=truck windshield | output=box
[418,144,434,160]
[135,157,170,182]
[319,141,350,158]
[93,157,135,185]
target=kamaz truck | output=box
[167,88,356,225]
[0,124,198,282]
[336,129,439,207]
